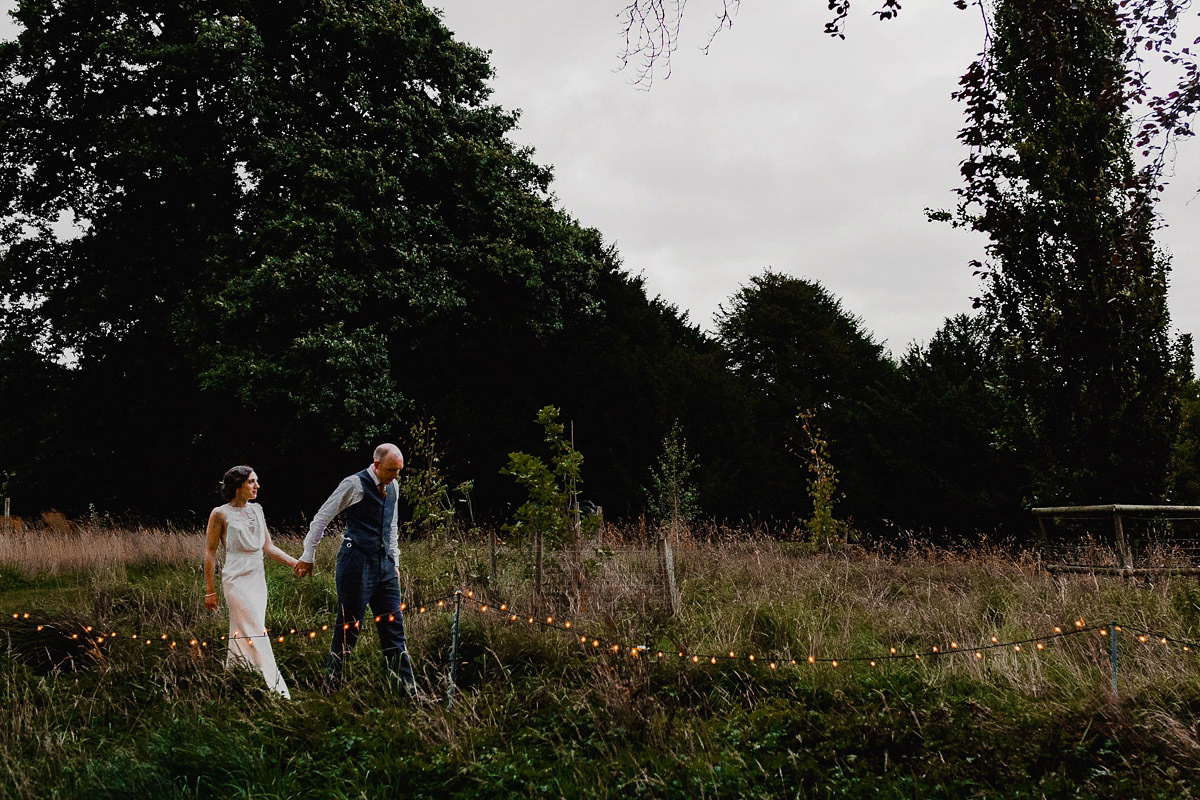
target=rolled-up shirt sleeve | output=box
[301,476,362,562]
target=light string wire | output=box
[1117,623,1199,653]
[5,589,1198,668]
[454,591,1111,669]
[4,592,462,652]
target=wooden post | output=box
[534,529,543,615]
[658,534,681,616]
[1113,513,1133,569]
[489,527,498,584]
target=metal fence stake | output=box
[1110,620,1119,700]
[447,590,462,708]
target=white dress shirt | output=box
[301,465,399,564]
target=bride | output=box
[203,466,298,698]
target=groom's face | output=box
[374,454,404,484]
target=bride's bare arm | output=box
[203,509,225,611]
[262,524,299,570]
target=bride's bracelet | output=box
[205,591,217,597]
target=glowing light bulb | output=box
[481,606,489,613]
[869,660,876,667]
[832,660,838,668]
[564,621,571,629]
[770,662,777,670]
[500,604,508,611]
[890,647,897,655]
[808,656,815,664]
[1037,643,1044,650]
[546,617,553,625]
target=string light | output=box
[9,590,1193,686]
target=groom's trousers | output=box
[324,538,417,693]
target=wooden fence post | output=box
[489,527,497,584]
[1113,512,1133,570]
[657,533,681,616]
[534,529,543,615]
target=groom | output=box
[295,443,418,696]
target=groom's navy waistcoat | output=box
[342,468,395,557]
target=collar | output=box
[368,464,386,486]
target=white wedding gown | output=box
[221,502,290,698]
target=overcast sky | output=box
[1,2,1195,355]
[430,0,1200,355]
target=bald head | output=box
[373,443,404,483]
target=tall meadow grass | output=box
[2,519,1200,797]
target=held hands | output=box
[294,560,314,578]
[204,591,218,612]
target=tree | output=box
[0,0,609,514]
[715,269,897,522]
[940,0,1194,504]
[646,419,700,527]
[891,314,1023,531]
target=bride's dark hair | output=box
[220,466,254,502]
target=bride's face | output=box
[235,472,260,504]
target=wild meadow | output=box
[3,520,1200,799]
